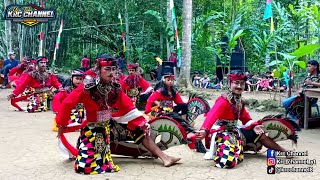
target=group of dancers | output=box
[6,53,317,174]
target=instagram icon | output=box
[267,149,276,174]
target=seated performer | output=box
[8,56,29,87]
[196,70,289,169]
[122,63,153,105]
[9,58,36,88]
[283,60,320,125]
[145,71,188,120]
[9,59,37,111]
[7,56,62,113]
[52,69,86,132]
[56,54,180,175]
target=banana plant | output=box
[270,43,320,97]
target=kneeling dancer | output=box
[196,70,289,168]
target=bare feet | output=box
[163,156,181,167]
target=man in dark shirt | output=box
[1,52,19,88]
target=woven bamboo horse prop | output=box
[192,114,299,154]
[59,94,211,157]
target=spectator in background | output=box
[169,52,177,76]
[80,55,90,72]
[212,75,223,89]
[150,65,158,81]
[118,52,127,73]
[256,76,270,91]
[1,52,19,89]
[192,71,201,87]
[200,73,211,89]
[137,64,145,78]
[154,55,163,81]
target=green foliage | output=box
[0,0,319,78]
[270,44,320,78]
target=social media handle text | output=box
[277,158,316,166]
[275,166,313,174]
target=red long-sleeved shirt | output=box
[85,69,97,77]
[122,76,151,93]
[52,91,69,113]
[13,72,62,96]
[81,58,90,68]
[144,90,184,114]
[201,96,254,130]
[56,84,146,131]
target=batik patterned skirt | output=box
[214,129,244,168]
[69,106,85,125]
[27,92,48,113]
[75,122,120,174]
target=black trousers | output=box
[139,93,151,103]
[173,103,188,115]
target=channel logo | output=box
[267,166,275,174]
[267,158,276,166]
[267,149,276,158]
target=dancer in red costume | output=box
[196,70,289,168]
[52,69,86,132]
[56,54,180,175]
[8,56,29,87]
[145,72,188,120]
[7,56,62,112]
[122,63,153,106]
[8,59,37,111]
[10,58,37,88]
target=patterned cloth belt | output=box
[215,119,238,130]
[87,121,110,128]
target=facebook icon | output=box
[267,149,276,158]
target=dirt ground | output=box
[0,88,319,180]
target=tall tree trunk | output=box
[177,0,192,89]
[4,0,13,54]
[19,24,25,60]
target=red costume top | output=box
[123,75,152,94]
[81,58,90,68]
[9,65,24,76]
[52,86,74,113]
[13,70,62,96]
[56,82,146,131]
[8,63,27,82]
[144,89,184,114]
[85,69,97,77]
[201,95,256,131]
